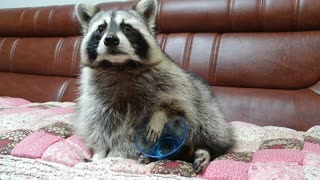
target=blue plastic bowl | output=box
[134,116,189,159]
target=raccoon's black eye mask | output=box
[96,22,107,37]
[119,22,149,60]
[97,22,107,34]
[121,23,135,33]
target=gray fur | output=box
[75,0,234,173]
[135,0,158,34]
[75,3,100,32]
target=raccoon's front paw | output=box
[138,154,151,164]
[146,120,164,143]
[92,150,106,161]
[193,149,210,174]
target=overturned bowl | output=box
[134,116,189,160]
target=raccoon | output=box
[74,0,234,174]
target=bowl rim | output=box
[134,117,189,159]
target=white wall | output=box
[0,0,130,9]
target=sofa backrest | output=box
[0,0,319,131]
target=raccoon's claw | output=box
[193,149,210,174]
[138,154,151,164]
[146,123,162,143]
[146,110,167,143]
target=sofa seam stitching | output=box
[9,39,19,73]
[54,39,63,75]
[48,7,56,33]
[211,35,221,85]
[57,79,73,102]
[33,9,40,35]
[259,0,265,31]
[294,0,300,31]
[71,37,81,77]
[183,33,194,70]
[228,0,234,32]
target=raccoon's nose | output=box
[104,35,120,47]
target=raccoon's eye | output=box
[97,25,106,33]
[123,24,135,33]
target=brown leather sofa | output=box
[0,0,319,131]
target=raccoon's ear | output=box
[75,3,100,31]
[134,0,158,32]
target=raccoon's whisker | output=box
[133,60,141,72]
[92,61,100,69]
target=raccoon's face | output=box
[76,0,160,68]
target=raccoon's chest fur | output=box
[88,69,157,114]
[77,66,172,153]
[107,75,152,113]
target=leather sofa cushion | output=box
[1,0,320,37]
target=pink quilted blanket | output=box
[1,97,320,179]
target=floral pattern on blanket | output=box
[0,97,320,179]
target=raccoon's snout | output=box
[104,35,120,47]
